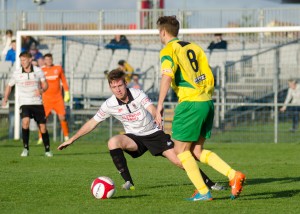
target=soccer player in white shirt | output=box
[2,51,52,157]
[57,69,223,190]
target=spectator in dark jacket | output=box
[207,33,227,54]
[105,35,131,52]
[29,44,43,61]
[22,36,39,51]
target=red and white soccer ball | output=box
[91,176,115,199]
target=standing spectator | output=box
[1,29,14,60]
[127,73,143,90]
[21,36,39,52]
[5,40,16,65]
[29,44,43,61]
[105,35,131,52]
[1,51,52,157]
[280,79,300,132]
[155,16,245,201]
[37,53,70,145]
[207,33,227,54]
[118,60,134,83]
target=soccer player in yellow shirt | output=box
[155,16,246,201]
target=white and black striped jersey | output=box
[8,65,46,107]
[93,88,159,136]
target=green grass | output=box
[0,140,299,214]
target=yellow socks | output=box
[177,151,209,194]
[200,149,236,180]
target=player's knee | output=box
[199,149,212,164]
[39,124,47,133]
[107,136,122,150]
[173,159,183,169]
[58,115,66,121]
[22,120,30,129]
[163,150,183,169]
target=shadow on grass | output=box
[246,177,300,185]
[112,194,150,199]
[213,189,300,201]
[147,182,192,189]
[243,189,300,200]
[54,151,107,156]
[0,142,21,147]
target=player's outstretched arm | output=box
[57,118,100,150]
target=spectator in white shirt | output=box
[280,79,300,132]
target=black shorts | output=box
[20,105,46,124]
[124,130,174,158]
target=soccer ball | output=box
[91,176,115,199]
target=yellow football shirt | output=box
[160,38,214,102]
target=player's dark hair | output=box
[6,29,13,35]
[19,51,32,58]
[118,60,126,66]
[107,69,126,84]
[11,39,16,44]
[44,53,53,58]
[156,15,179,37]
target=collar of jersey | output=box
[22,65,34,73]
[167,37,179,44]
[116,88,134,105]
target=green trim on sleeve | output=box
[161,55,174,68]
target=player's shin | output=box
[60,120,69,138]
[41,130,50,152]
[200,149,236,180]
[177,151,209,194]
[109,148,134,186]
[199,169,215,188]
[22,128,30,150]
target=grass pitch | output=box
[0,139,299,214]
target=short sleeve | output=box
[36,68,46,82]
[138,90,152,109]
[160,48,176,79]
[93,102,111,122]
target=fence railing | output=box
[1,101,299,144]
[1,8,300,33]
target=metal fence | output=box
[1,8,300,33]
[1,26,300,144]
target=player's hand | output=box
[34,89,43,96]
[57,140,73,150]
[155,105,164,129]
[280,106,286,112]
[64,91,70,102]
[1,99,8,109]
